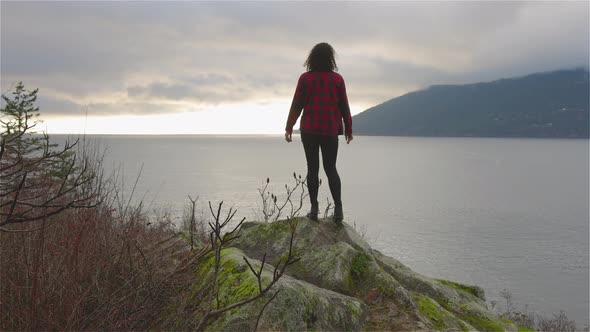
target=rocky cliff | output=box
[187,218,519,331]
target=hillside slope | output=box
[353,68,589,138]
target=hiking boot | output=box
[333,203,343,223]
[306,204,319,221]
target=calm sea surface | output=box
[56,135,589,324]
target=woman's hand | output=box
[345,133,353,144]
[285,132,292,143]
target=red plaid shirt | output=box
[285,71,353,136]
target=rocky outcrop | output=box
[191,217,518,331]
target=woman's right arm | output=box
[285,75,305,136]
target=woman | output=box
[284,42,353,223]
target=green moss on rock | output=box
[193,248,266,308]
[255,219,292,238]
[183,246,367,331]
[415,295,448,330]
[436,278,486,301]
[458,319,470,332]
[458,313,505,332]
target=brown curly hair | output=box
[304,42,338,72]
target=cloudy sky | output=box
[1,1,588,134]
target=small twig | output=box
[188,195,198,251]
[324,197,333,219]
[253,290,281,332]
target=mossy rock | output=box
[412,293,481,331]
[436,278,486,301]
[415,294,448,330]
[452,301,518,332]
[372,249,487,307]
[179,218,520,332]
[168,247,367,331]
[234,219,401,297]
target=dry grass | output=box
[0,195,196,331]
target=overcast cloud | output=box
[1,1,588,121]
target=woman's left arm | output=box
[338,78,353,143]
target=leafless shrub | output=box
[499,309,536,330]
[0,173,190,330]
[494,289,583,332]
[181,195,207,250]
[537,311,578,332]
[323,196,333,219]
[194,202,300,331]
[352,220,368,238]
[258,173,310,222]
[499,288,516,314]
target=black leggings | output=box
[301,133,342,207]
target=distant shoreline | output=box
[46,133,590,140]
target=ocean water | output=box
[56,134,589,325]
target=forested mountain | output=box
[352,68,589,138]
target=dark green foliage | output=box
[350,252,370,279]
[1,82,100,229]
[1,82,45,159]
[1,82,75,181]
[353,68,589,138]
[1,82,40,135]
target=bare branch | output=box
[195,203,300,331]
[254,290,281,332]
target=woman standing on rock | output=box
[284,42,353,223]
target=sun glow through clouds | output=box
[40,100,370,135]
[42,101,293,135]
